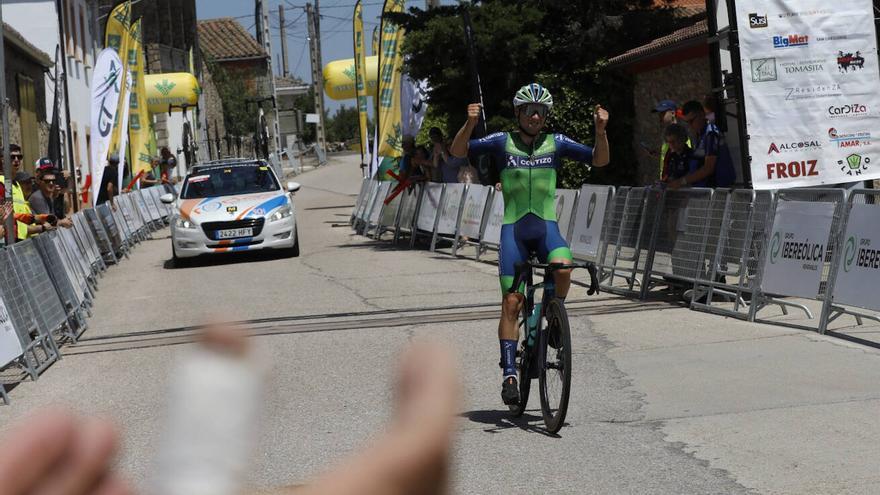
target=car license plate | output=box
[216,227,253,239]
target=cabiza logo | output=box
[838,154,870,176]
[766,160,819,180]
[828,103,869,118]
[767,141,822,154]
[773,34,809,48]
[828,128,872,148]
[749,13,768,28]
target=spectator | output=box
[679,100,736,189]
[429,127,467,183]
[139,157,164,188]
[661,124,697,185]
[160,147,178,182]
[409,146,432,182]
[96,154,120,205]
[397,136,417,182]
[0,145,31,240]
[649,100,689,180]
[52,169,73,221]
[13,171,54,237]
[28,166,55,215]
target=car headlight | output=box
[269,205,292,222]
[175,217,198,230]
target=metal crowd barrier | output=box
[393,184,423,245]
[430,183,468,253]
[0,185,174,404]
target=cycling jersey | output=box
[469,132,593,293]
[469,132,593,224]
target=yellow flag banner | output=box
[377,0,405,158]
[128,20,152,175]
[353,1,369,160]
[104,0,132,158]
[372,25,379,57]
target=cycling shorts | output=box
[499,213,573,295]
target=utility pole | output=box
[279,5,289,78]
[256,0,281,156]
[306,3,327,154]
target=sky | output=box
[195,0,455,114]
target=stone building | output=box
[1,23,54,173]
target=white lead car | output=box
[161,160,301,262]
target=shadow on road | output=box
[162,249,294,270]
[461,409,564,438]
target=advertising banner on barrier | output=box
[0,296,23,368]
[437,184,465,235]
[571,185,611,259]
[554,189,578,242]
[380,187,400,227]
[369,183,391,225]
[417,183,443,231]
[358,181,379,221]
[399,187,419,229]
[736,0,880,189]
[459,185,490,239]
[834,203,880,310]
[482,192,505,245]
[761,200,835,298]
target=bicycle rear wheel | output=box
[508,302,533,416]
[539,299,572,433]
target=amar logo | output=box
[843,236,858,272]
[769,232,782,264]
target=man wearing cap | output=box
[30,158,56,215]
[649,100,689,180]
[0,145,42,240]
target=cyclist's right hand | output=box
[467,103,482,124]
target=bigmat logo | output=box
[774,34,809,48]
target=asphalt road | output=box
[2,153,879,494]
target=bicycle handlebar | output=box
[510,261,601,296]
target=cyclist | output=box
[450,83,610,405]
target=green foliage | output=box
[206,58,251,138]
[326,105,361,143]
[395,0,682,186]
[293,87,317,144]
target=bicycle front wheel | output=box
[539,299,572,433]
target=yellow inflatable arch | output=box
[144,73,201,114]
[323,56,378,101]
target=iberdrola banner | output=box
[104,0,132,160]
[353,1,370,161]
[128,20,152,176]
[377,0,405,158]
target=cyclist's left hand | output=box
[594,105,609,133]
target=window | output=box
[16,75,39,172]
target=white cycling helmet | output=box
[513,83,553,109]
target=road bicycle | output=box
[507,259,600,433]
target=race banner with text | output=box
[128,20,153,176]
[353,1,370,162]
[377,0,405,158]
[89,49,124,206]
[833,203,880,311]
[761,200,835,299]
[104,0,132,160]
[736,0,880,189]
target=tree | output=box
[205,58,252,139]
[326,105,361,143]
[394,0,683,186]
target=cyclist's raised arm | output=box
[450,103,482,158]
[592,105,610,167]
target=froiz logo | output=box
[844,236,857,273]
[749,13,768,28]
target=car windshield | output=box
[181,165,280,199]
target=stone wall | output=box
[198,58,228,160]
[631,56,711,185]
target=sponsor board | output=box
[737,0,880,189]
[570,185,611,259]
[761,200,835,299]
[0,297,24,368]
[482,192,505,245]
[834,204,880,311]
[437,184,465,235]
[459,185,490,239]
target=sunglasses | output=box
[520,104,549,118]
[10,154,23,160]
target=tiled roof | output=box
[3,22,53,67]
[607,19,708,67]
[198,18,267,61]
[653,0,705,18]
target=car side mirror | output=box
[160,193,176,204]
[287,181,301,193]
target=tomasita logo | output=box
[780,59,824,75]
[828,103,868,118]
[838,154,870,176]
[767,141,821,154]
[837,51,865,73]
[774,34,809,48]
[828,128,872,148]
[749,13,768,28]
[844,236,880,272]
